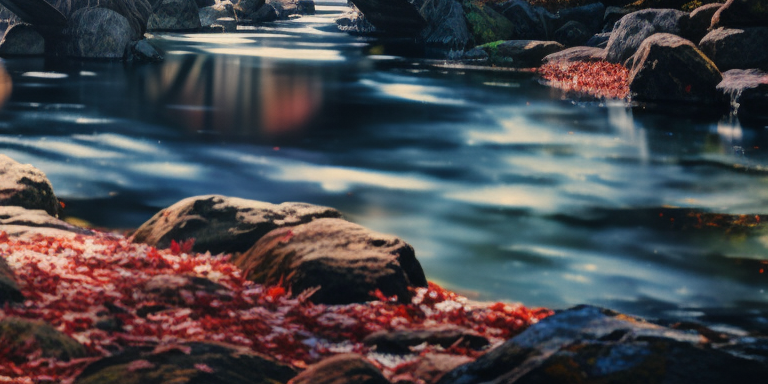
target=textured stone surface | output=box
[555,1,605,34]
[148,0,202,31]
[419,0,471,49]
[288,354,390,384]
[683,2,723,42]
[0,256,23,305]
[0,206,96,239]
[463,0,516,45]
[0,0,66,28]
[630,33,723,103]
[711,0,768,28]
[586,32,611,47]
[493,0,555,40]
[605,8,688,64]
[363,326,489,354]
[473,40,565,67]
[348,0,426,35]
[554,20,591,47]
[0,23,44,55]
[336,6,376,34]
[65,7,134,59]
[125,39,163,62]
[0,317,87,361]
[200,1,235,26]
[543,46,606,63]
[131,194,343,255]
[0,154,59,216]
[233,217,427,304]
[234,0,265,20]
[717,69,768,121]
[252,3,280,22]
[699,27,768,71]
[63,0,155,36]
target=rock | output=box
[336,6,376,34]
[212,16,237,31]
[142,274,230,305]
[472,40,565,67]
[629,33,723,104]
[605,8,688,64]
[232,217,427,305]
[394,354,473,384]
[419,0,471,49]
[74,342,297,384]
[253,3,280,22]
[199,1,235,26]
[196,0,216,6]
[288,354,390,384]
[234,0,265,20]
[463,0,516,45]
[492,0,556,40]
[555,2,606,34]
[130,195,342,255]
[363,326,489,354]
[125,39,163,62]
[699,27,768,71]
[65,0,155,37]
[717,69,768,122]
[268,0,314,20]
[0,23,44,55]
[348,0,426,35]
[0,206,96,239]
[0,154,59,216]
[585,31,611,47]
[554,20,591,47]
[543,46,606,63]
[711,0,768,28]
[602,5,634,32]
[148,0,202,31]
[65,7,134,59]
[0,257,23,304]
[0,0,66,29]
[436,305,768,384]
[682,2,723,42]
[0,317,87,361]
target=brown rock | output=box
[0,206,95,239]
[288,354,390,384]
[363,326,489,354]
[711,0,768,28]
[233,218,427,304]
[0,256,23,304]
[0,154,59,217]
[130,194,342,255]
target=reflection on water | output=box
[1,1,768,331]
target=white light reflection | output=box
[22,72,68,79]
[204,47,345,61]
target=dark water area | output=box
[2,2,768,333]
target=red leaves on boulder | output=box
[539,61,630,100]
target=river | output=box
[1,1,767,333]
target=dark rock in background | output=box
[492,0,556,40]
[543,46,606,63]
[148,0,202,31]
[0,317,87,362]
[0,154,59,216]
[66,7,134,59]
[462,0,515,45]
[586,31,611,47]
[0,23,44,55]
[555,2,605,35]
[554,20,591,47]
[711,0,768,28]
[363,326,489,354]
[605,8,688,64]
[234,0,266,20]
[683,2,723,42]
[699,27,768,71]
[0,257,23,305]
[288,354,390,384]
[348,0,426,35]
[199,0,235,26]
[419,0,471,49]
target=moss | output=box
[462,1,514,45]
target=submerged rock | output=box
[717,69,768,122]
[0,317,87,362]
[148,0,202,31]
[0,154,59,216]
[288,354,390,384]
[699,27,768,71]
[65,7,134,59]
[469,40,565,67]
[0,257,23,304]
[130,194,342,255]
[0,206,96,239]
[233,217,428,304]
[0,23,44,55]
[605,8,688,64]
[629,33,723,104]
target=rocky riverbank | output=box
[3,154,768,382]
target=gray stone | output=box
[0,206,95,239]
[554,20,591,47]
[555,2,606,34]
[543,46,606,63]
[199,0,235,26]
[252,3,279,22]
[419,0,471,49]
[699,27,768,71]
[476,40,565,67]
[130,194,343,255]
[717,69,768,121]
[0,317,87,361]
[232,217,428,305]
[0,0,66,28]
[65,7,134,59]
[63,0,155,37]
[125,39,163,62]
[0,23,44,55]
[288,354,389,384]
[234,0,265,20]
[602,5,634,32]
[605,8,688,64]
[148,0,202,31]
[586,31,611,47]
[0,257,23,305]
[683,2,723,42]
[711,0,768,28]
[493,0,556,40]
[348,0,425,35]
[336,6,376,34]
[0,154,59,216]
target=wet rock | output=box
[336,6,377,34]
[363,326,489,354]
[251,3,279,22]
[605,8,688,64]
[199,1,235,26]
[288,354,390,384]
[0,206,96,239]
[131,194,342,255]
[555,2,605,35]
[0,154,59,216]
[142,274,231,305]
[348,0,426,35]
[629,33,723,104]
[0,257,23,304]
[699,27,768,71]
[234,0,266,20]
[717,69,768,122]
[471,40,565,67]
[393,354,473,384]
[492,0,555,40]
[586,31,611,47]
[74,342,297,384]
[233,217,427,305]
[543,46,606,63]
[554,20,591,47]
[436,305,768,384]
[711,0,768,28]
[65,7,134,59]
[463,0,515,45]
[419,0,471,49]
[0,317,87,362]
[148,0,202,31]
[0,23,44,55]
[125,39,163,62]
[682,2,723,42]
[268,0,314,20]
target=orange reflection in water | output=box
[0,61,12,110]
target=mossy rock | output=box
[475,39,565,67]
[461,0,515,45]
[0,317,87,362]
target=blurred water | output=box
[1,1,768,331]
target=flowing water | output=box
[2,1,768,332]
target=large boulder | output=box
[605,8,688,64]
[288,354,389,384]
[65,7,134,59]
[348,0,426,35]
[0,154,59,216]
[554,2,606,35]
[467,40,565,67]
[336,6,376,34]
[147,0,202,31]
[0,256,23,305]
[717,69,768,122]
[199,1,235,26]
[0,317,87,361]
[699,27,768,71]
[463,0,516,45]
[682,2,723,42]
[711,0,768,28]
[492,0,556,40]
[436,305,768,384]
[629,33,723,104]
[130,195,342,255]
[419,0,471,49]
[62,0,154,37]
[0,206,96,239]
[232,217,428,305]
[0,23,44,55]
[74,342,297,384]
